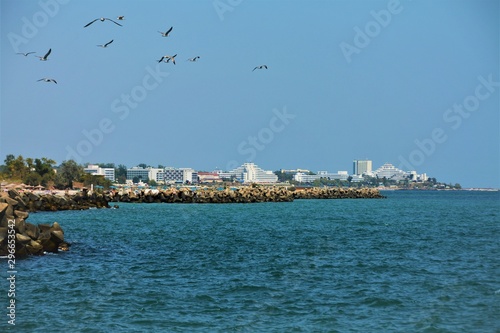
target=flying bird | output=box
[117,16,125,20]
[84,18,122,27]
[187,56,200,62]
[37,78,57,84]
[97,40,114,48]
[17,52,35,56]
[253,65,268,71]
[158,26,173,37]
[158,54,177,65]
[36,48,51,61]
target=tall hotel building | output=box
[353,160,372,175]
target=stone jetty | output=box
[292,187,385,199]
[108,186,385,203]
[2,188,109,212]
[0,190,71,256]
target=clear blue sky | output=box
[1,0,499,188]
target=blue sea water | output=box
[2,190,499,332]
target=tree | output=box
[115,164,127,184]
[81,173,112,189]
[5,155,28,179]
[274,170,294,183]
[34,158,56,177]
[56,160,84,189]
[24,172,42,186]
[137,163,148,169]
[98,163,115,169]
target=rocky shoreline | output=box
[0,190,71,256]
[107,186,385,203]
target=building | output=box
[373,163,408,181]
[294,171,349,183]
[126,166,164,183]
[84,164,115,182]
[220,163,278,183]
[353,160,372,176]
[163,168,197,184]
[280,168,311,174]
[198,172,222,183]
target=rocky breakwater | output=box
[0,191,70,256]
[110,186,295,203]
[292,187,385,199]
[3,189,109,212]
[109,186,385,203]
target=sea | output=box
[2,190,499,332]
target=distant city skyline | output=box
[84,160,437,186]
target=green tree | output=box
[115,164,127,184]
[24,172,42,186]
[34,158,56,177]
[56,160,84,189]
[274,170,294,183]
[99,163,115,169]
[81,173,112,189]
[5,155,28,179]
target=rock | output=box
[14,210,29,220]
[16,233,32,245]
[24,223,40,240]
[0,202,9,215]
[0,227,7,243]
[14,218,26,234]
[26,240,44,255]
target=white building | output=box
[163,168,197,184]
[294,171,349,183]
[373,163,408,181]
[220,163,278,183]
[127,167,164,183]
[409,171,428,182]
[84,164,115,182]
[353,159,373,176]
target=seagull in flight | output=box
[84,17,122,27]
[97,40,114,48]
[158,26,173,37]
[17,52,35,56]
[36,48,51,61]
[187,56,200,62]
[37,78,57,84]
[158,54,177,65]
[253,65,268,71]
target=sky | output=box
[0,0,499,188]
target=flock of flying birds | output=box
[17,15,268,85]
